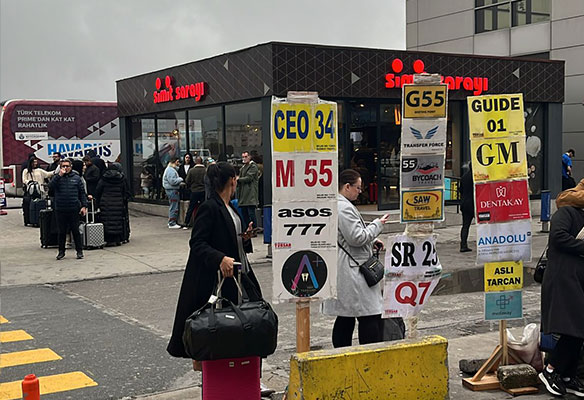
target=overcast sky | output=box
[0,0,405,102]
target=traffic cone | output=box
[22,374,40,400]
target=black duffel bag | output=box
[183,278,278,361]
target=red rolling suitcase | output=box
[202,356,260,400]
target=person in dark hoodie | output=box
[95,163,131,245]
[82,156,101,199]
[86,149,107,177]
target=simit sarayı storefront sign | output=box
[153,75,207,104]
[385,58,489,95]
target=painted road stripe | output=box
[0,371,98,400]
[0,330,33,343]
[0,316,9,324]
[0,348,61,368]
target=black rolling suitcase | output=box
[29,198,47,227]
[40,208,59,248]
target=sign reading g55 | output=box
[403,85,447,118]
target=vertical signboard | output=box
[0,179,6,209]
[271,96,338,303]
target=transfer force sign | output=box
[271,96,338,303]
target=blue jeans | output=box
[240,205,257,229]
[167,189,180,226]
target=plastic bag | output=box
[507,323,544,372]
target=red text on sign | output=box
[395,281,432,306]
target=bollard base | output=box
[540,221,549,233]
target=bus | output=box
[0,99,120,195]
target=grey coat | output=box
[322,194,383,317]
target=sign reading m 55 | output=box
[403,85,447,118]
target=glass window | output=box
[379,104,401,208]
[476,0,548,33]
[225,101,262,170]
[130,116,157,199]
[187,106,224,163]
[349,103,378,205]
[525,103,544,195]
[530,0,550,23]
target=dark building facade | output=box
[116,42,564,209]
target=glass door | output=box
[379,104,402,209]
[348,103,378,205]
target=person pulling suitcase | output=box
[48,159,88,260]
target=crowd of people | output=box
[21,151,131,259]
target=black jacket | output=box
[84,164,101,197]
[48,171,88,211]
[167,193,261,358]
[542,206,584,339]
[96,170,130,242]
[460,169,474,216]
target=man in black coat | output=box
[83,156,101,198]
[48,159,88,260]
[46,152,62,172]
[459,165,474,252]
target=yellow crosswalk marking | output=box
[0,316,9,324]
[0,348,61,368]
[0,371,98,400]
[0,330,33,343]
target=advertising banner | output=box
[471,137,528,182]
[468,94,525,139]
[15,132,49,141]
[475,180,531,223]
[401,189,444,223]
[484,261,523,292]
[383,234,442,318]
[403,85,448,118]
[401,119,447,155]
[476,220,532,263]
[485,290,523,321]
[271,96,338,303]
[34,140,121,165]
[401,154,445,188]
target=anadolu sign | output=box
[153,75,207,104]
[385,58,489,96]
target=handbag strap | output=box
[208,297,253,332]
[337,241,379,268]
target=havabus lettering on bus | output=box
[34,140,121,164]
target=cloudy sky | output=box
[0,0,405,102]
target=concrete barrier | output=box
[287,335,449,400]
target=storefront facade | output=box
[116,42,564,209]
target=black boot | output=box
[460,245,472,253]
[56,252,65,260]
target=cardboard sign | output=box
[468,94,525,139]
[383,234,442,318]
[403,85,448,118]
[484,261,523,292]
[401,119,447,155]
[475,180,531,223]
[271,102,337,153]
[471,137,528,182]
[401,154,445,189]
[401,189,444,222]
[485,290,523,321]
[476,220,532,263]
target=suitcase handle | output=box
[86,198,97,224]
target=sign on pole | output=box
[271,95,338,303]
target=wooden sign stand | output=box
[295,299,311,353]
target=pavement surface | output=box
[0,197,557,399]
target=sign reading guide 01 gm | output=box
[271,95,338,303]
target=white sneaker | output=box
[182,226,189,230]
[260,382,274,397]
[168,224,181,229]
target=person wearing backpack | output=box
[22,157,54,225]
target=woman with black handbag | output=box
[322,169,390,348]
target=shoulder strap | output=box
[337,241,359,267]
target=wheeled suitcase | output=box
[39,208,59,248]
[79,200,105,249]
[29,198,47,227]
[202,356,260,400]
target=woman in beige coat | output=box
[322,169,389,347]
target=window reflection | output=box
[187,106,223,163]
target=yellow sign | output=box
[401,189,444,222]
[271,103,337,153]
[468,94,525,139]
[471,137,528,182]
[484,261,523,292]
[403,85,447,118]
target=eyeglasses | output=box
[351,184,362,192]
[62,165,72,168]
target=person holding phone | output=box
[322,169,390,348]
[48,159,88,260]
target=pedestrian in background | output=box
[48,159,87,260]
[183,156,206,229]
[322,169,390,348]
[459,164,474,252]
[22,157,53,198]
[162,157,184,229]
[562,149,576,190]
[539,199,584,397]
[46,152,62,172]
[236,151,259,228]
[96,163,131,245]
[83,156,101,199]
[178,152,195,200]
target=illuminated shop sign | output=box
[385,59,489,95]
[153,75,207,104]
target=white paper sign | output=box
[476,220,532,263]
[401,119,447,155]
[383,234,442,318]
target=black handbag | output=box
[534,246,547,284]
[338,242,384,287]
[182,276,278,361]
